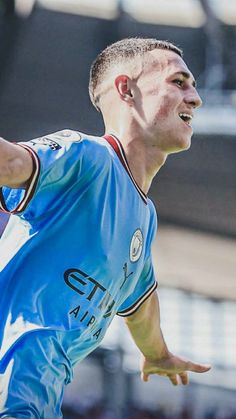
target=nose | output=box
[184,87,202,109]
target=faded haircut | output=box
[89,37,183,111]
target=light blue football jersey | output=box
[0,130,158,416]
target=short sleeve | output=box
[0,130,85,217]
[117,257,157,317]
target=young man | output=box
[0,38,210,418]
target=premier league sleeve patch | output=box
[30,137,62,151]
[29,130,82,150]
[54,130,82,142]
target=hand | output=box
[140,352,211,386]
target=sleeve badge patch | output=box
[30,137,62,151]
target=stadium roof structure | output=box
[35,0,236,26]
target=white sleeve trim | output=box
[116,281,157,317]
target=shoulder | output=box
[75,131,114,169]
[25,129,113,168]
[27,129,107,151]
[27,129,109,148]
[44,129,111,157]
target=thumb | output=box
[188,362,211,373]
[141,372,149,382]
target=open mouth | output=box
[179,113,193,126]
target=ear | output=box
[114,75,134,103]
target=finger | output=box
[141,372,149,382]
[168,374,178,386]
[187,362,211,373]
[179,372,189,385]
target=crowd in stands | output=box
[62,403,236,419]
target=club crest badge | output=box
[130,229,143,262]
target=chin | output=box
[168,136,191,154]
[182,138,191,151]
[178,133,192,150]
[163,125,193,153]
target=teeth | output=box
[179,113,193,122]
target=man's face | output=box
[132,49,202,153]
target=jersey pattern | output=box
[0,130,158,365]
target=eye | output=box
[173,78,184,87]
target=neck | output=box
[105,126,168,194]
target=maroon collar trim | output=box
[104,134,147,204]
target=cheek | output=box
[154,95,175,120]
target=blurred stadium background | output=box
[0,0,236,418]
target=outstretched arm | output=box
[124,291,211,385]
[0,137,33,188]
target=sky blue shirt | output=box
[0,130,158,366]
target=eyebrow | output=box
[174,71,197,88]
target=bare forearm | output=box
[0,138,17,185]
[125,291,211,385]
[0,137,33,187]
[125,292,168,360]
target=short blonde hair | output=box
[89,37,183,111]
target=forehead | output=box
[141,49,195,81]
